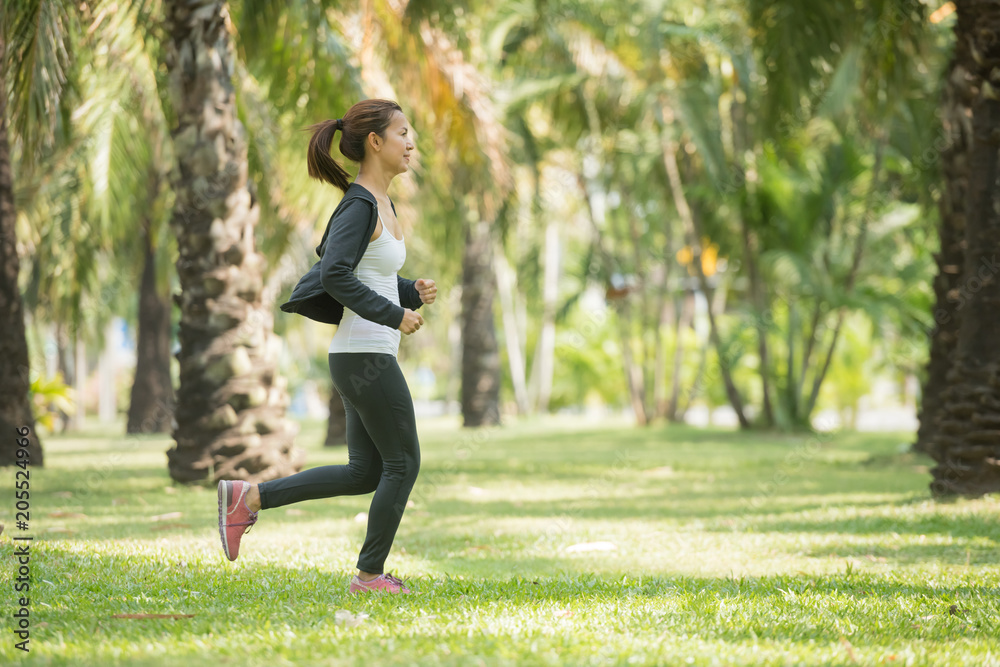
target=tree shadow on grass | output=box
[428,495,917,521]
[39,466,182,494]
[753,513,1000,539]
[803,543,1000,566]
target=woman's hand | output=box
[398,309,424,334]
[415,278,437,304]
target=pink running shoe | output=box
[218,480,258,561]
[349,573,413,594]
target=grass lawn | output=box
[1,414,998,666]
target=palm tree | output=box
[486,0,679,426]
[13,0,178,439]
[161,0,303,483]
[489,0,932,430]
[927,0,1000,496]
[83,0,175,434]
[127,164,174,434]
[915,42,972,453]
[654,0,931,429]
[0,30,38,465]
[0,0,82,466]
[461,203,503,426]
[230,0,363,446]
[369,1,513,427]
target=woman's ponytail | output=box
[304,100,403,193]
[306,119,351,192]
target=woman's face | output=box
[376,111,414,175]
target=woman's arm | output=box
[397,275,423,311]
[320,198,407,330]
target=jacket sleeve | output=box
[320,199,406,330]
[397,275,423,311]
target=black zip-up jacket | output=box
[279,183,423,328]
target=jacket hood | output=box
[316,183,377,256]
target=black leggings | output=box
[257,352,421,574]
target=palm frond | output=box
[816,44,862,120]
[5,0,81,164]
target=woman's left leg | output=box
[256,392,383,510]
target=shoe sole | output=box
[349,578,412,594]
[218,481,234,561]
[349,587,409,594]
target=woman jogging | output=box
[217,99,437,595]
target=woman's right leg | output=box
[256,394,382,510]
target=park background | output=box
[1,0,1000,665]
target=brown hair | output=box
[306,99,404,192]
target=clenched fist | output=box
[415,278,437,304]
[398,309,424,334]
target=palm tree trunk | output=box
[732,74,774,427]
[929,0,1000,496]
[461,208,502,427]
[0,31,43,467]
[72,334,85,430]
[445,312,462,414]
[127,194,174,434]
[532,216,560,413]
[679,339,710,419]
[786,301,799,425]
[162,0,303,483]
[666,292,692,421]
[495,250,529,414]
[740,219,775,427]
[804,142,885,418]
[615,304,650,425]
[915,50,973,453]
[659,101,749,428]
[576,91,650,424]
[654,157,681,422]
[576,172,649,425]
[798,300,825,410]
[653,280,674,421]
[623,189,658,420]
[55,320,72,432]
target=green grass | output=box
[2,414,999,666]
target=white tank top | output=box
[329,210,407,356]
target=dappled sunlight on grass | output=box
[1,416,998,665]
